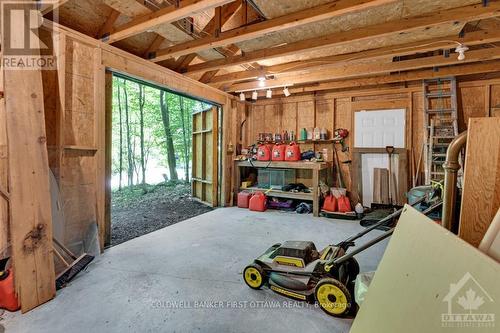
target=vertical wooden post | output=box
[0,52,9,259]
[104,72,113,247]
[3,5,56,310]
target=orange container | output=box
[337,195,352,213]
[272,144,286,161]
[285,142,301,161]
[257,144,271,161]
[237,192,253,208]
[249,192,267,212]
[0,269,20,312]
[323,195,338,212]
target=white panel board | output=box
[354,109,406,148]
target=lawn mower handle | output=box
[331,200,442,266]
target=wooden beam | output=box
[0,52,9,260]
[209,29,500,85]
[271,60,500,95]
[105,0,234,44]
[173,0,243,71]
[40,0,70,15]
[184,1,500,74]
[97,8,121,39]
[152,0,397,61]
[3,4,56,311]
[144,35,166,58]
[228,47,500,91]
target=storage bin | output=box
[257,169,296,189]
[257,169,271,188]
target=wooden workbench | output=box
[234,160,332,216]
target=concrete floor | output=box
[2,207,389,333]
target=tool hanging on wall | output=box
[385,146,395,205]
[333,128,349,152]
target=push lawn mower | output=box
[243,195,442,317]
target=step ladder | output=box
[423,77,459,184]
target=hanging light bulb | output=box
[455,44,469,61]
[239,92,246,101]
[283,87,291,97]
[252,91,258,100]
[266,89,273,99]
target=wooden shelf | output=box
[240,187,313,201]
[257,139,334,144]
[64,145,98,152]
[236,160,331,170]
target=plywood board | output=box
[458,86,487,131]
[459,117,500,247]
[0,57,8,258]
[351,205,500,333]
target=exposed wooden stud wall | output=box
[238,78,500,205]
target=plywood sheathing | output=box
[237,0,479,67]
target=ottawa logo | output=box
[441,272,495,328]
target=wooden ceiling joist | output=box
[104,0,235,44]
[171,0,244,70]
[208,29,500,85]
[40,0,70,15]
[151,0,398,62]
[228,47,500,92]
[184,1,500,75]
[282,60,500,95]
[97,8,121,39]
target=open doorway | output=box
[109,73,216,246]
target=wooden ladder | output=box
[423,77,459,184]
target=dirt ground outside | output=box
[111,182,213,246]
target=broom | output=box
[53,238,94,290]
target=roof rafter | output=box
[207,29,500,85]
[228,47,500,92]
[183,1,500,74]
[151,0,397,61]
[105,0,235,44]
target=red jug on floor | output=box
[0,269,20,312]
[323,195,338,212]
[285,142,301,161]
[272,144,286,161]
[249,192,267,212]
[338,195,352,213]
[257,144,271,161]
[237,192,253,208]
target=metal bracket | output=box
[101,32,110,42]
[147,51,156,60]
[444,49,450,58]
[483,0,489,7]
[433,66,439,72]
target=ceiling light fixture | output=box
[252,91,258,100]
[283,87,291,97]
[455,44,469,61]
[266,89,273,99]
[239,92,246,101]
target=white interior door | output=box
[355,109,405,206]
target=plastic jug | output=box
[338,195,352,213]
[257,144,271,161]
[272,144,286,161]
[0,269,20,312]
[249,192,267,212]
[285,142,301,161]
[323,195,338,212]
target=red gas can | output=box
[237,191,253,208]
[257,144,271,161]
[337,195,352,213]
[249,192,267,212]
[285,142,301,161]
[0,269,20,312]
[272,144,286,161]
[322,195,338,212]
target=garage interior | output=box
[0,1,499,332]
